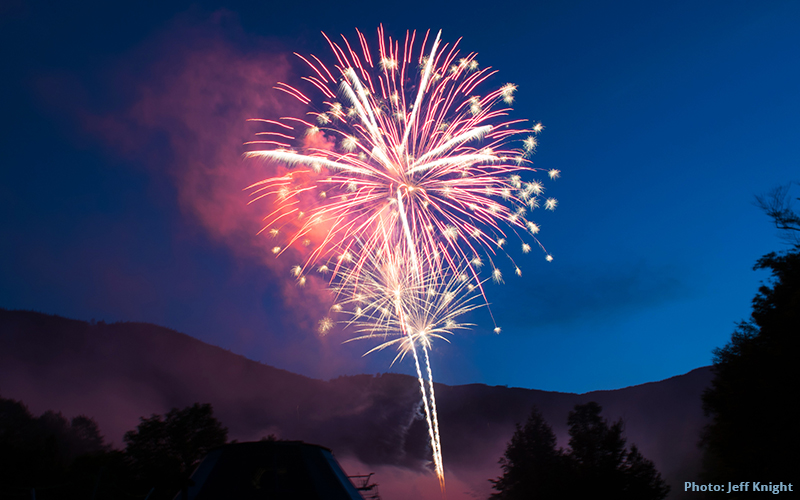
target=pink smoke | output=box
[339,456,495,500]
[74,11,341,335]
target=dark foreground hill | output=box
[0,309,711,499]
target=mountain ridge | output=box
[0,308,711,498]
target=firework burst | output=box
[333,245,483,361]
[245,26,559,493]
[245,26,556,292]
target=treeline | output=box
[0,398,227,500]
[699,186,800,494]
[490,402,669,499]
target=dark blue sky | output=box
[2,0,798,393]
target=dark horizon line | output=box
[0,306,712,395]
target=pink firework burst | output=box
[245,26,557,298]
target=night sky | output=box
[2,0,798,393]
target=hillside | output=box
[0,309,712,498]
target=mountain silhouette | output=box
[0,308,711,498]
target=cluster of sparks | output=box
[245,26,558,495]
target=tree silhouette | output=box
[491,402,668,500]
[567,403,668,500]
[701,185,800,486]
[1,398,229,499]
[0,395,111,498]
[566,402,628,496]
[124,402,228,500]
[490,406,566,499]
[623,444,671,499]
[754,182,800,247]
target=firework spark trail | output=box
[398,181,444,489]
[371,239,442,487]
[396,167,445,488]
[245,25,559,494]
[423,344,444,491]
[398,305,441,493]
[329,241,483,491]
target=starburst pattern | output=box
[245,26,561,493]
[245,27,557,292]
